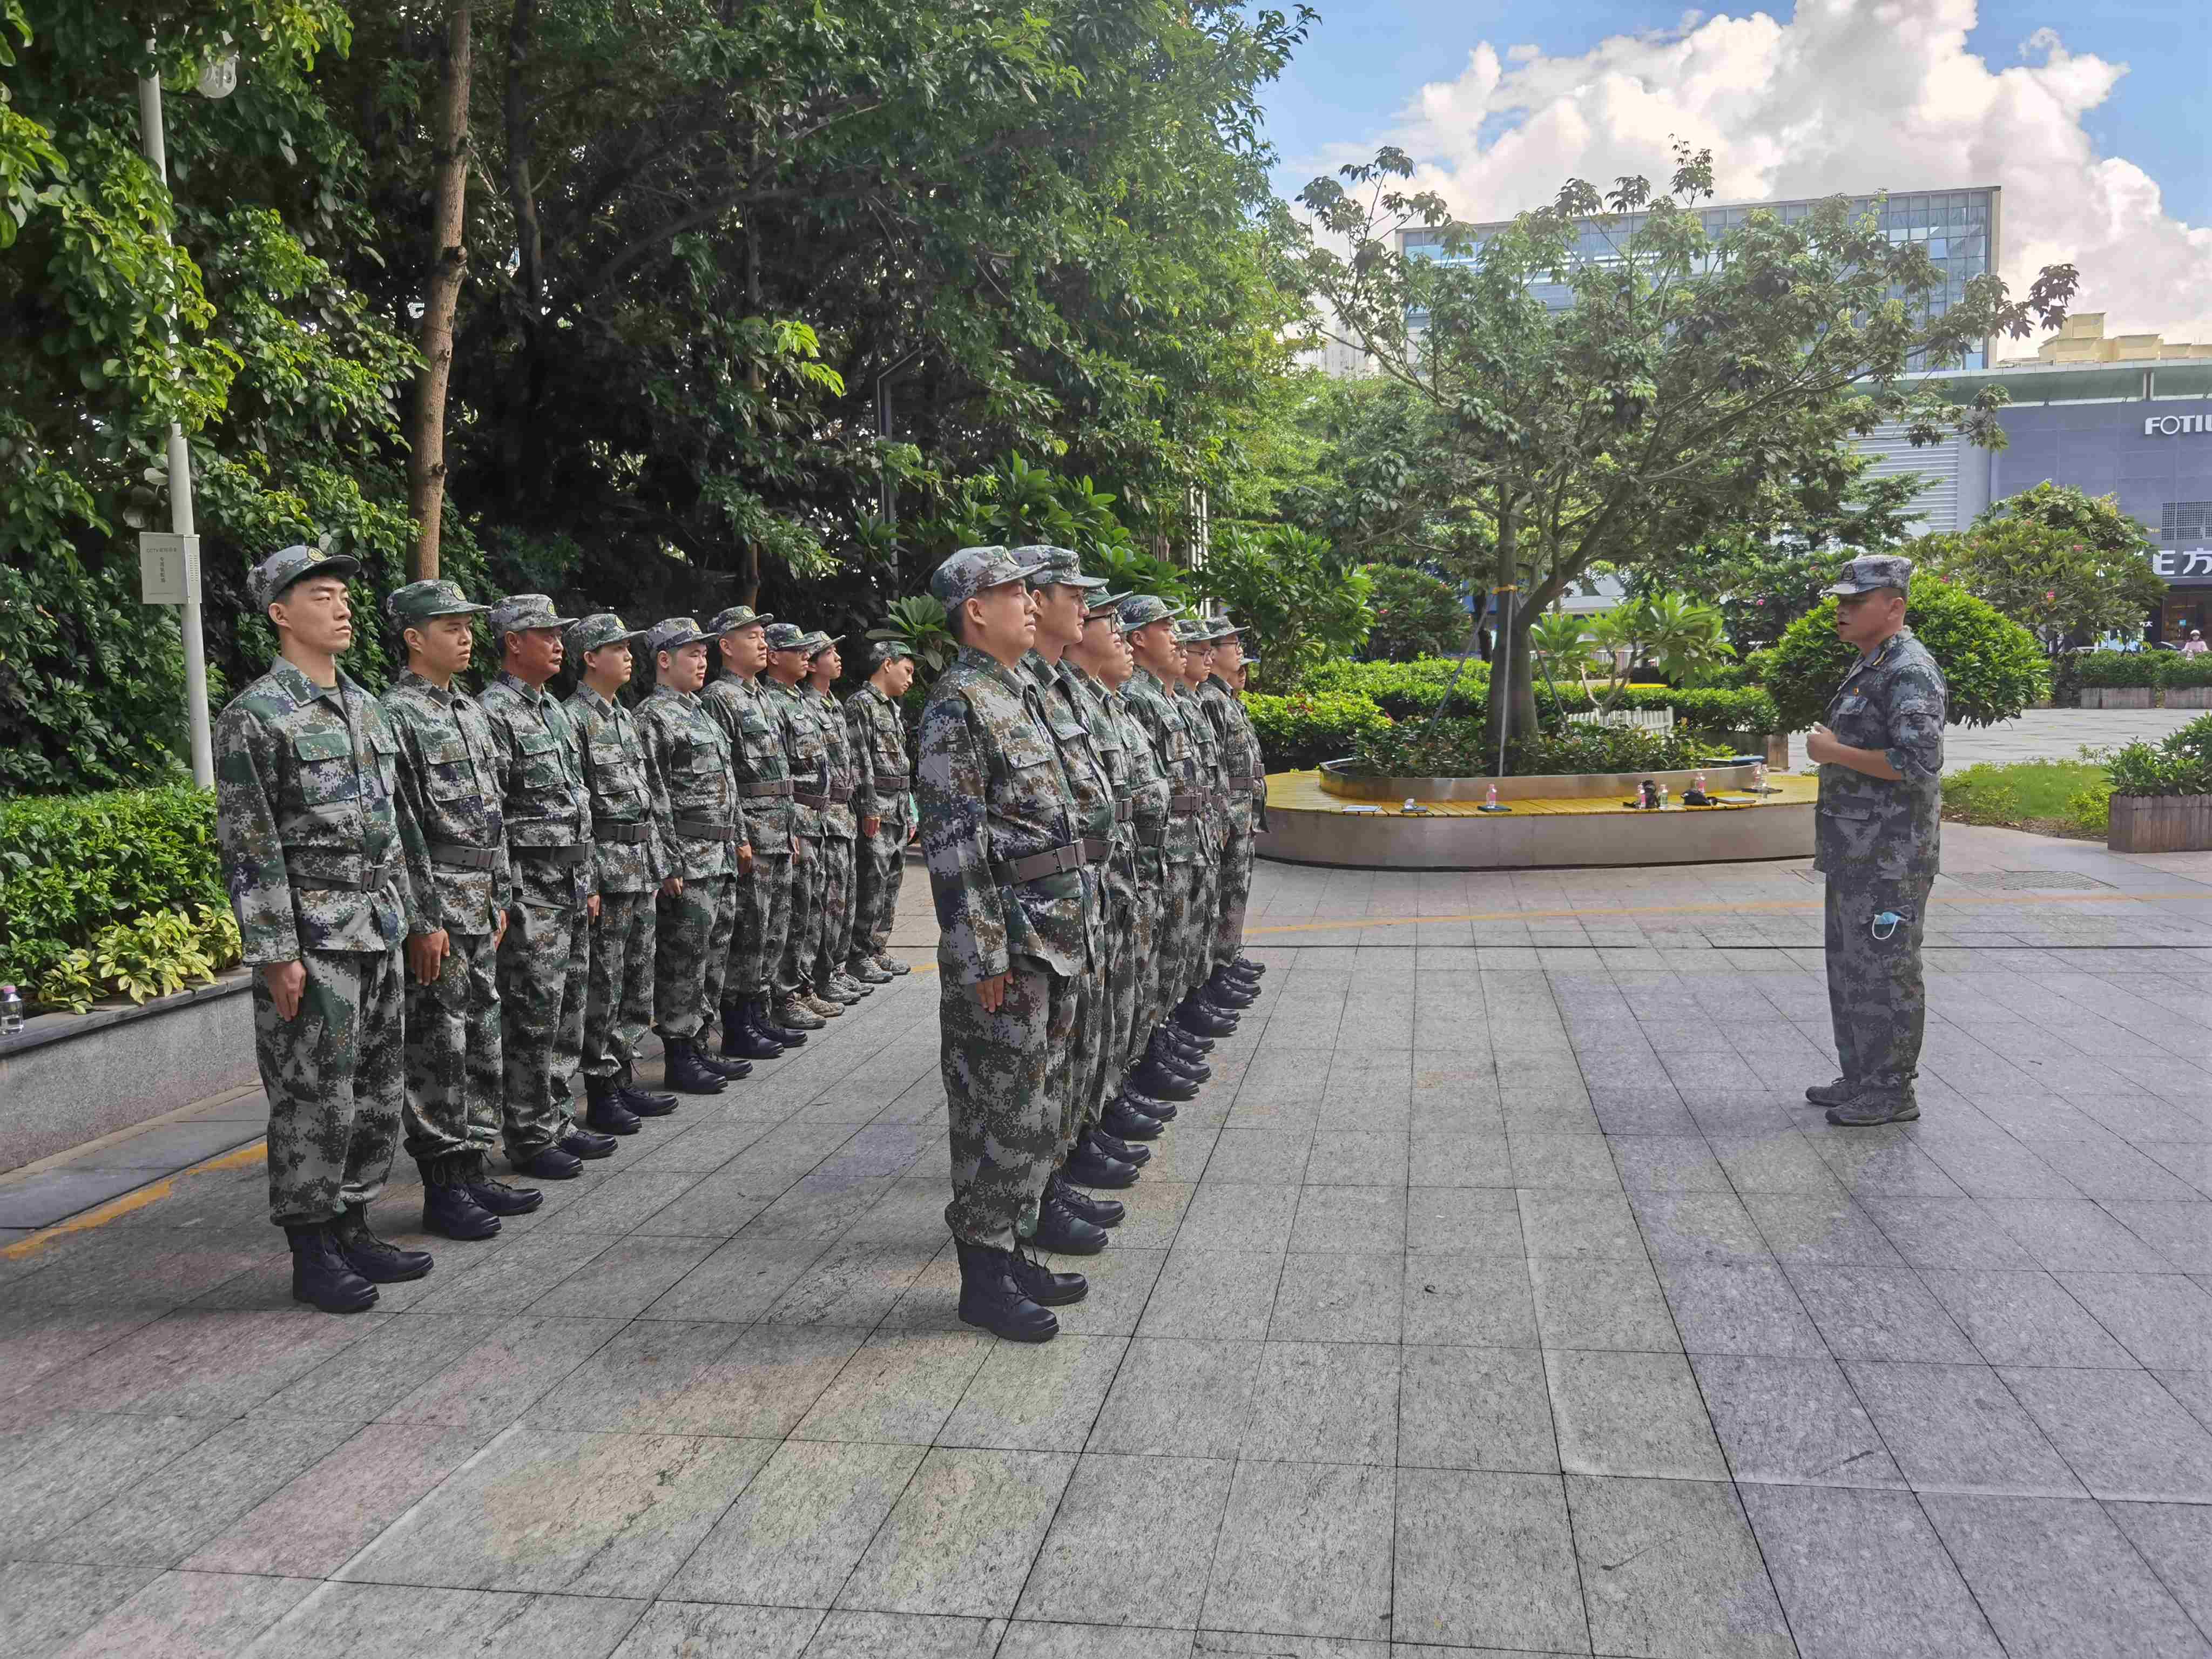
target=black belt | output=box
[824,783,854,803]
[1114,798,1134,823]
[284,853,400,892]
[591,821,653,845]
[430,843,501,871]
[793,792,830,810]
[1136,821,1168,849]
[674,817,739,842]
[996,842,1085,882]
[514,843,589,867]
[1080,836,1111,864]
[739,780,792,799]
[1169,792,1200,816]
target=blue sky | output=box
[1255,1,2212,336]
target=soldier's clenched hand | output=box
[1805,723,1839,765]
[661,875,684,897]
[407,929,451,986]
[738,842,754,875]
[975,972,1010,1013]
[262,960,307,1021]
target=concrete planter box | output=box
[2107,794,2212,853]
[1319,758,1764,803]
[0,971,257,1175]
[2082,686,2157,709]
[2166,686,2212,709]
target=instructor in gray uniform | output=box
[1803,554,1947,1128]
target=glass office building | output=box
[1399,186,2001,369]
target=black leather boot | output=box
[1232,954,1265,975]
[465,1151,543,1213]
[758,998,809,1046]
[510,1143,583,1181]
[583,1075,642,1137]
[420,1155,501,1240]
[1009,1239,1089,1305]
[334,1203,434,1283]
[1151,1038,1209,1082]
[1087,1127,1151,1167]
[954,1237,1061,1341]
[1120,1083,1178,1122]
[1162,1022,1214,1055]
[1129,1059,1199,1101]
[1101,1100,1164,1141]
[721,999,784,1060]
[1204,973,1257,1008]
[560,1125,618,1161]
[286,1222,379,1312]
[1176,1006,1237,1039]
[618,1066,678,1117]
[664,1036,729,1095]
[1065,1137,1140,1189]
[1052,1174,1125,1229]
[1195,993,1245,1023]
[1034,1181,1109,1255]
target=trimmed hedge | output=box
[2076,650,2212,690]
[1247,691,1394,771]
[1350,719,1731,780]
[2106,713,2212,797]
[1298,658,1778,736]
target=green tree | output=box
[1764,573,2048,731]
[1920,482,2163,653]
[1190,525,1372,685]
[1362,564,1467,661]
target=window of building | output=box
[2152,364,2212,402]
[2162,502,2212,543]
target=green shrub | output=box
[0,787,226,999]
[1763,576,2049,731]
[1347,717,1728,779]
[1361,565,1469,661]
[2067,781,2113,835]
[1245,691,1393,771]
[2105,713,2212,798]
[2075,650,2161,689]
[2165,654,2212,690]
[1304,657,1488,718]
[1300,658,1777,735]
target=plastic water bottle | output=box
[1692,770,1707,793]
[1657,784,1669,808]
[1485,784,1498,810]
[0,985,23,1035]
[1751,760,1768,792]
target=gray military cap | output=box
[1013,544,1108,590]
[802,631,844,657]
[565,612,648,656]
[867,639,916,669]
[385,578,490,626]
[646,616,723,656]
[707,604,774,635]
[929,545,1029,609]
[1823,553,1914,597]
[249,544,359,610]
[489,593,578,636]
[763,622,809,652]
[1116,593,1184,631]
[1084,589,1129,618]
[1172,617,1215,645]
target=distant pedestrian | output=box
[2183,630,2207,657]
[1803,554,1946,1127]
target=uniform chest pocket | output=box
[513,726,570,792]
[420,736,482,802]
[293,727,363,811]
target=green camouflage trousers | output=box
[259,945,404,1227]
[727,851,791,1000]
[1825,873,1933,1095]
[852,821,907,961]
[812,835,856,987]
[1077,859,1139,1129]
[942,960,1075,1249]
[779,837,823,992]
[498,901,589,1158]
[402,928,501,1163]
[1151,857,1195,1030]
[1124,858,1165,1071]
[1183,857,1217,1002]
[1214,827,1255,967]
[584,888,656,1080]
[656,872,737,1040]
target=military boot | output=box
[1804,1077,1855,1108]
[334,1203,435,1283]
[1204,972,1257,1009]
[285,1222,379,1313]
[1118,1084,1179,1123]
[954,1238,1061,1342]
[1034,1181,1109,1255]
[824,973,866,1003]
[1065,1136,1140,1189]
[510,1143,584,1181]
[1192,991,1245,1024]
[775,990,826,1032]
[1009,1239,1088,1305]
[617,1065,678,1118]
[803,985,846,1018]
[420,1155,501,1241]
[663,1037,727,1094]
[749,996,806,1047]
[1163,1022,1215,1055]
[1101,1099,1164,1141]
[1152,1036,1210,1081]
[1051,1174,1125,1229]
[584,1075,642,1136]
[1826,1088,1919,1127]
[721,999,785,1061]
[559,1124,619,1161]
[874,952,911,977]
[464,1151,543,1214]
[1129,1058,1199,1101]
[1087,1126,1151,1167]
[847,956,894,985]
[1174,1001,1237,1039]
[1232,954,1266,975]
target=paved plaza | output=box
[1795,706,2207,773]
[4,830,2212,1657]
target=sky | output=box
[1259,0,2212,342]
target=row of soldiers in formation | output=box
[213,543,930,1312]
[914,545,1267,1343]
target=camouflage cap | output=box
[385,578,490,626]
[802,631,844,657]
[1173,618,1216,645]
[489,594,578,636]
[763,622,810,652]
[929,545,1029,610]
[1084,589,1129,618]
[248,544,359,610]
[1012,544,1108,590]
[646,616,721,656]
[707,604,774,635]
[867,639,916,669]
[565,612,648,656]
[1116,593,1184,632]
[1823,553,1914,597]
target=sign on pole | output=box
[140,531,201,606]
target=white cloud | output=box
[1322,0,2212,344]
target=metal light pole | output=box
[135,44,231,789]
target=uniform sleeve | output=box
[1884,663,1947,781]
[918,692,1009,983]
[639,719,677,881]
[214,706,300,966]
[553,700,595,865]
[387,707,446,934]
[847,697,880,819]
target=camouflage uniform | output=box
[760,644,830,996]
[478,615,596,1162]
[701,616,794,1004]
[920,554,1092,1249]
[1201,660,1262,969]
[1120,643,1201,1041]
[638,622,746,1041]
[381,658,510,1167]
[564,618,675,1085]
[1104,666,1174,1078]
[215,555,423,1228]
[1815,591,1947,1105]
[1070,658,1145,1127]
[1169,657,1223,1006]
[846,672,914,967]
[808,673,861,986]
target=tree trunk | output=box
[1482,503,1527,764]
[407,1,472,582]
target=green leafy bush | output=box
[1300,658,1777,734]
[2166,655,2212,690]
[2105,714,2212,797]
[1245,691,1393,771]
[1347,718,1728,779]
[1361,565,1468,661]
[0,788,226,998]
[1304,657,1488,718]
[1762,576,2049,731]
[2075,650,2163,689]
[32,905,241,1015]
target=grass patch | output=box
[1941,758,2110,839]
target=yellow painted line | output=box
[1,1141,265,1261]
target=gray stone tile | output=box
[1628,1190,1773,1261]
[519,1170,709,1237]
[1508,1132,1623,1190]
[1176,1183,1299,1252]
[255,1312,504,1421]
[1564,1475,1792,1658]
[1919,1269,2137,1367]
[1404,1188,1523,1255]
[606,1603,823,1659]
[999,1624,1192,1659]
[1528,1255,1681,1351]
[664,1439,927,1607]
[1707,1130,1842,1193]
[1654,1258,1827,1358]
[2058,1272,2212,1369]
[2104,1200,2212,1272]
[402,1229,621,1313]
[655,1324,869,1437]
[1740,1483,2002,1659]
[801,1610,1006,1658]
[1290,1187,1408,1254]
[238,1582,649,1658]
[0,1171,168,1232]
[1844,1361,2083,1497]
[2105,1501,2212,1638]
[1136,1251,1284,1341]
[1977,1198,2175,1273]
[524,1234,723,1319]
[1087,1339,1260,1459]
[1269,1253,1403,1343]
[1390,1468,1585,1653]
[1203,1127,1314,1185]
[1691,1353,1904,1488]
[375,1314,624,1427]
[938,1333,1125,1453]
[639,1237,828,1320]
[525,1318,743,1433]
[1241,1341,1400,1465]
[0,1414,230,1550]
[1544,1348,1727,1479]
[1305,1131,1409,1187]
[1407,1133,1512,1187]
[1785,1266,1979,1362]
[835,1447,1075,1617]
[791,1330,991,1444]
[44,1568,316,1659]
[1015,1453,1235,1629]
[1401,1253,1537,1347]
[0,1562,163,1659]
[8,1307,379,1422]
[1516,1189,1645,1259]
[1999,1365,2212,1501]
[1043,1249,1169,1339]
[1610,1133,1732,1192]
[1397,1346,1557,1473]
[1743,1192,1905,1266]
[1096,1181,1193,1250]
[1858,1196,2039,1269]
[1201,1460,1394,1642]
[338,1425,774,1595]
[761,1240,935,1328]
[1922,1492,2212,1659]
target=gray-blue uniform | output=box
[1813,555,1946,1116]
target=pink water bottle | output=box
[1485,784,1498,810]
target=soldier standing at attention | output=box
[845,642,917,983]
[215,545,434,1313]
[480,596,614,1181]
[701,605,806,1060]
[1171,622,1245,1035]
[804,634,871,1005]
[761,623,844,1024]
[381,579,537,1244]
[564,613,683,1130]
[638,616,751,1095]
[1803,554,1947,1127]
[919,547,1093,1340]
[1197,620,1266,999]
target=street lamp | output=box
[135,38,234,789]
